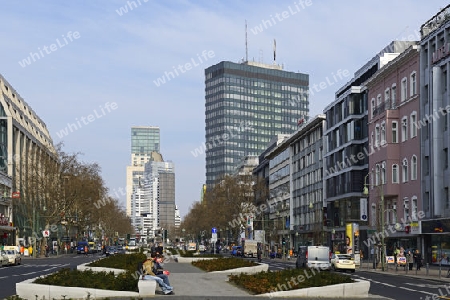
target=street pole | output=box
[32,205,36,258]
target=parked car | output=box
[330,253,355,272]
[117,245,125,254]
[106,246,117,256]
[0,250,9,267]
[4,249,21,265]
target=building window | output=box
[445,110,448,131]
[385,88,390,107]
[404,198,410,220]
[411,155,417,180]
[424,155,429,175]
[411,197,418,220]
[445,188,449,209]
[401,77,407,102]
[392,164,399,183]
[402,159,408,183]
[375,124,380,147]
[381,122,386,145]
[381,161,386,184]
[392,200,397,224]
[410,112,417,138]
[410,72,417,96]
[445,148,449,169]
[401,117,408,142]
[392,121,398,143]
[371,98,375,118]
[376,164,380,186]
[391,85,397,108]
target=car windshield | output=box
[6,250,13,254]
[336,255,352,259]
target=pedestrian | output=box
[394,246,400,266]
[152,254,171,286]
[142,255,173,295]
[407,250,414,270]
[414,249,422,270]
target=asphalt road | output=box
[4,252,449,300]
[0,253,99,299]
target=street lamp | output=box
[363,173,385,271]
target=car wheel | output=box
[351,269,355,273]
[332,264,337,271]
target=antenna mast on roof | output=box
[245,20,248,62]
[273,39,276,63]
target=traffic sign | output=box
[212,227,217,234]
[42,230,50,237]
[211,232,217,242]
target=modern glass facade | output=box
[131,126,160,155]
[205,61,309,186]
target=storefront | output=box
[422,219,450,265]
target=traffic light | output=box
[126,233,130,240]
[282,237,286,245]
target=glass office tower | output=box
[205,61,309,186]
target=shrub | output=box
[192,257,257,272]
[228,268,354,295]
[87,253,146,272]
[34,268,139,292]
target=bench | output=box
[138,278,157,296]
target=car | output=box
[296,246,331,270]
[0,250,9,267]
[106,246,117,256]
[231,246,242,256]
[4,249,21,265]
[330,253,356,272]
[76,241,89,254]
[117,245,125,254]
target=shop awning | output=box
[0,225,17,231]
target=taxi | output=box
[3,246,21,265]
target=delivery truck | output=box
[242,239,258,258]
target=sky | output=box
[0,0,448,218]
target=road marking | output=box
[381,283,396,287]
[399,286,417,292]
[22,272,37,275]
[0,276,8,279]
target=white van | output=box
[296,246,331,270]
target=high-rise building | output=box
[205,61,309,187]
[126,126,160,216]
[138,152,175,241]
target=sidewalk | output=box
[358,260,450,282]
[162,260,252,298]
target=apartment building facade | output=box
[366,45,421,256]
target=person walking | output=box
[407,250,414,270]
[414,249,422,270]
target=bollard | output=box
[426,263,429,276]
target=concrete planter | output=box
[77,262,125,275]
[211,263,269,275]
[255,279,370,298]
[176,256,217,263]
[16,277,150,299]
[17,262,158,299]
